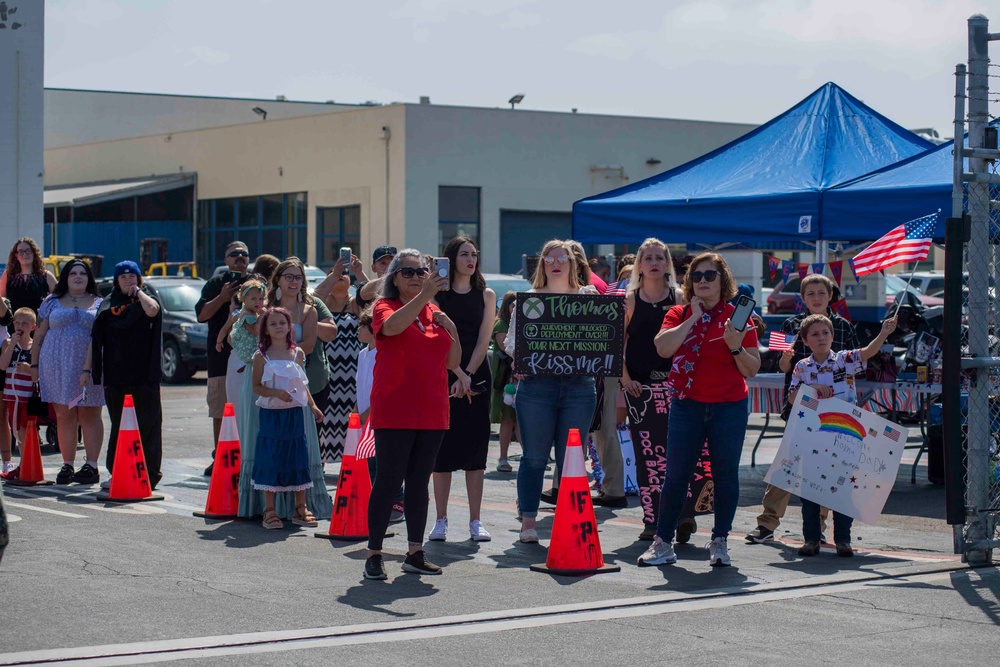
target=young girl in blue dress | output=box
[251,307,325,530]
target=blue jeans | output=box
[656,397,749,541]
[802,499,853,543]
[515,375,597,518]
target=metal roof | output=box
[44,174,195,208]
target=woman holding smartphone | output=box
[428,237,496,543]
[503,240,598,544]
[639,252,760,569]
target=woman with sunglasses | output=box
[639,252,760,569]
[364,250,461,579]
[503,240,598,544]
[236,258,333,522]
[0,238,56,323]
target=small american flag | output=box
[605,278,628,297]
[849,213,936,277]
[356,417,376,459]
[802,394,819,410]
[884,425,901,442]
[768,332,795,351]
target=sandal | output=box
[496,459,513,473]
[292,503,318,527]
[262,509,283,530]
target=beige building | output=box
[44,90,756,275]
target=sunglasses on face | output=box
[690,270,719,283]
[228,250,249,258]
[398,267,430,279]
[543,255,569,266]
[280,273,304,282]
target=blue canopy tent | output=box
[825,121,1000,238]
[572,82,934,245]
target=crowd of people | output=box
[0,233,899,580]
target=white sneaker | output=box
[100,477,112,490]
[708,537,731,567]
[1,461,15,474]
[637,536,676,566]
[429,517,448,541]
[469,520,491,542]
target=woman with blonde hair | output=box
[504,240,598,543]
[619,239,680,540]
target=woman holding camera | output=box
[639,252,759,569]
[364,250,461,580]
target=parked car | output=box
[97,276,208,383]
[766,274,943,315]
[483,273,533,311]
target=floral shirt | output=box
[789,349,865,405]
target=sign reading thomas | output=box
[514,293,624,376]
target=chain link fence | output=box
[953,14,1000,564]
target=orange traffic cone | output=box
[96,395,164,503]
[530,428,620,576]
[6,419,53,487]
[316,413,391,541]
[194,403,241,519]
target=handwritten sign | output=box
[764,384,906,524]
[623,383,713,523]
[513,293,624,376]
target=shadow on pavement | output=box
[195,520,292,547]
[337,575,438,618]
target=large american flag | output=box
[849,213,937,278]
[768,332,796,351]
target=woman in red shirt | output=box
[638,252,760,569]
[364,249,461,580]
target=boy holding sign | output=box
[786,312,897,557]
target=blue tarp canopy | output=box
[572,82,934,245]
[824,123,1000,238]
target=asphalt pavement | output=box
[0,374,995,666]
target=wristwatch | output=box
[730,347,743,356]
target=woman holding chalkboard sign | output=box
[363,250,462,580]
[621,238,680,541]
[428,237,497,544]
[503,240,598,544]
[638,252,760,569]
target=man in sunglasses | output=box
[195,241,250,475]
[355,245,397,312]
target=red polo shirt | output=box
[370,298,453,430]
[661,303,757,403]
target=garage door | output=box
[500,210,599,276]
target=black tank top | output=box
[436,286,485,369]
[6,272,49,315]
[625,287,676,384]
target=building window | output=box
[439,186,480,254]
[196,192,307,276]
[316,206,361,270]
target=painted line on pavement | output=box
[4,502,89,519]
[0,563,969,666]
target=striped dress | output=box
[317,308,362,463]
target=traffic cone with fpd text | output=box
[6,419,53,486]
[530,428,620,576]
[316,413,390,541]
[96,395,164,502]
[195,403,241,519]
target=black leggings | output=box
[104,384,163,488]
[367,428,445,551]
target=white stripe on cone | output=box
[343,420,360,458]
[561,435,587,479]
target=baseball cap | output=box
[114,260,142,280]
[372,246,397,263]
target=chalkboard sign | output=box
[513,293,625,376]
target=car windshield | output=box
[305,266,326,284]
[885,275,925,295]
[156,285,202,312]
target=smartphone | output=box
[222,271,239,284]
[340,247,352,265]
[433,257,450,290]
[731,295,756,332]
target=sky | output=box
[44,0,999,135]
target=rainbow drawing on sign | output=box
[817,412,866,441]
